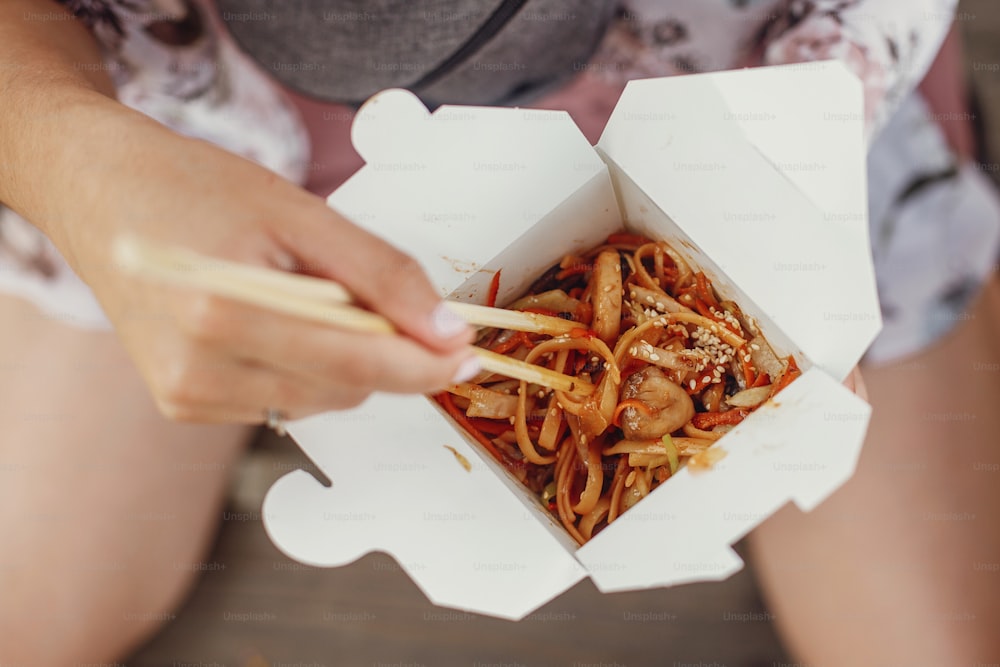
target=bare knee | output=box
[0,553,201,664]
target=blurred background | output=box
[128,1,1000,664]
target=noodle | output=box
[436,232,800,544]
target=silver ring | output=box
[265,408,287,436]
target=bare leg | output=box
[750,274,1000,665]
[0,295,253,664]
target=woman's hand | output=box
[0,1,477,425]
[51,116,478,423]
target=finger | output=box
[149,349,373,423]
[270,204,474,352]
[173,293,481,395]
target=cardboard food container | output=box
[262,62,880,620]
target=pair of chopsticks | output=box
[112,236,594,396]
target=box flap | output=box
[576,367,870,592]
[597,62,880,381]
[263,394,587,620]
[327,88,615,303]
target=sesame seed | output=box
[645,295,655,304]
[689,380,697,390]
[650,353,660,361]
[751,343,761,350]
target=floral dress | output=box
[1,0,996,365]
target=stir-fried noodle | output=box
[435,232,801,544]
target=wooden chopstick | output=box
[113,236,594,396]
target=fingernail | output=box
[431,302,469,339]
[451,356,481,384]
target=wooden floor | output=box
[129,3,1000,665]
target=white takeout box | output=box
[262,62,880,620]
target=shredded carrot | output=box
[467,417,514,436]
[691,408,748,429]
[691,297,716,320]
[695,272,720,309]
[674,286,696,307]
[612,399,652,427]
[569,327,598,339]
[771,356,801,396]
[607,232,650,246]
[487,269,502,308]
[660,266,679,290]
[752,371,771,388]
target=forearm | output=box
[0,0,156,247]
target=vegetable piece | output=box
[726,385,772,409]
[620,367,695,440]
[662,434,680,474]
[627,285,690,314]
[603,437,713,457]
[688,446,728,471]
[449,383,519,420]
[771,356,802,396]
[591,249,623,345]
[541,481,557,504]
[508,289,583,319]
[487,269,502,308]
[748,335,783,378]
[691,408,748,430]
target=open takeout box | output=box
[262,62,880,620]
